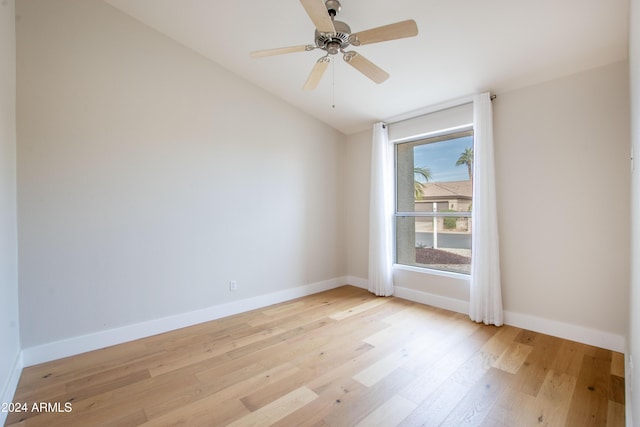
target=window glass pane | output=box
[395,130,474,274]
[395,216,471,274]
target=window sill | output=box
[393,264,471,281]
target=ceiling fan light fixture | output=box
[326,41,341,55]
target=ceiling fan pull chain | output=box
[332,57,336,109]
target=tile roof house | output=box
[415,180,472,212]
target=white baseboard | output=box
[0,352,24,426]
[349,276,625,353]
[503,311,625,353]
[22,277,347,367]
[345,275,368,289]
[394,285,470,315]
[20,276,626,367]
[346,276,470,314]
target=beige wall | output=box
[495,61,629,335]
[346,60,630,338]
[628,0,639,420]
[16,0,346,349]
[345,129,372,280]
[0,0,20,408]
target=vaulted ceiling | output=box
[105,0,629,135]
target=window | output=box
[395,130,474,274]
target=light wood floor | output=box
[6,286,625,426]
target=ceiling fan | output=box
[250,0,418,90]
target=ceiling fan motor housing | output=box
[315,20,351,54]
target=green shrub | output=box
[443,209,458,229]
[443,216,457,229]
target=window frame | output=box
[393,127,474,276]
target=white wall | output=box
[0,0,21,416]
[16,0,346,351]
[346,61,630,348]
[495,61,629,338]
[345,129,371,281]
[628,0,640,421]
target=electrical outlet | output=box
[229,280,237,291]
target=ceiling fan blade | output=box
[343,51,389,84]
[350,19,418,46]
[250,45,313,58]
[300,0,336,34]
[303,57,330,90]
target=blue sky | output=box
[414,135,473,182]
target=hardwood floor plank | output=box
[329,297,391,320]
[610,351,625,377]
[401,319,487,374]
[64,367,151,396]
[511,332,562,397]
[480,388,538,427]
[607,400,626,427]
[145,336,235,377]
[533,369,577,426]
[492,342,533,374]
[8,285,625,427]
[69,370,201,422]
[304,335,406,395]
[271,378,366,427]
[146,362,301,420]
[6,407,150,427]
[240,334,375,412]
[609,373,625,404]
[398,368,475,426]
[354,394,417,427]
[324,367,416,427]
[398,325,496,405]
[228,386,318,427]
[438,367,511,426]
[550,339,588,377]
[353,328,438,387]
[566,353,613,427]
[139,394,250,426]
[14,346,166,401]
[480,325,522,358]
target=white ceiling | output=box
[104,0,629,135]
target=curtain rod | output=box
[384,92,496,127]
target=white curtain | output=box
[368,122,395,296]
[469,93,503,325]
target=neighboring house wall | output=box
[16,0,346,352]
[0,0,21,417]
[345,60,630,345]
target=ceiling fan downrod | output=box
[324,0,341,17]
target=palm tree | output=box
[414,166,432,199]
[456,147,474,181]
